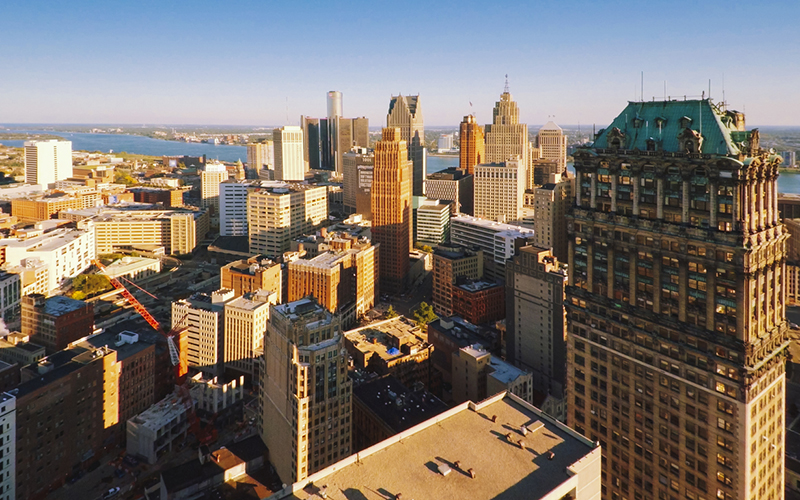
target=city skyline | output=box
[2,0,799,126]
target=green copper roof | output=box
[593,99,751,156]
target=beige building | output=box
[416,199,450,246]
[247,141,274,177]
[247,184,328,258]
[259,298,351,484]
[533,173,573,262]
[452,343,533,405]
[172,289,235,378]
[200,162,229,213]
[4,258,48,297]
[387,95,425,196]
[11,189,100,222]
[372,128,412,294]
[484,87,528,169]
[288,238,378,323]
[220,255,283,299]
[432,245,484,317]
[474,158,526,223]
[537,121,568,173]
[274,126,305,181]
[0,332,45,366]
[61,206,209,255]
[268,391,601,500]
[223,290,277,378]
[568,99,786,500]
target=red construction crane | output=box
[93,259,188,381]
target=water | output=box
[0,130,247,162]
[427,155,459,174]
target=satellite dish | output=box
[741,141,748,147]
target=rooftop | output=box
[488,355,529,385]
[81,330,158,362]
[99,256,160,276]
[16,345,113,398]
[274,298,330,322]
[129,392,188,431]
[539,121,563,132]
[277,392,598,500]
[39,295,90,316]
[455,279,500,293]
[344,316,427,361]
[226,292,275,312]
[429,317,500,352]
[352,375,449,435]
[62,204,205,222]
[451,215,534,235]
[2,227,92,253]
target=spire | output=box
[504,74,509,94]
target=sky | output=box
[2,0,799,127]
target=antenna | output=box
[641,71,644,102]
[504,74,509,93]
[708,79,711,100]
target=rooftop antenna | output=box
[504,74,509,93]
[708,79,712,100]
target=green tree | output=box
[413,301,437,327]
[385,305,398,319]
[73,274,112,297]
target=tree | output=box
[413,301,437,327]
[73,274,112,297]
[385,305,398,319]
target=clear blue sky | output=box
[2,0,798,127]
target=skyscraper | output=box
[273,126,305,181]
[24,139,72,185]
[259,298,351,483]
[387,94,425,196]
[343,147,374,216]
[473,158,526,223]
[200,161,229,212]
[484,84,528,169]
[300,116,322,171]
[459,114,485,175]
[327,91,343,174]
[372,127,411,294]
[566,99,786,500]
[537,121,568,173]
[533,173,572,262]
[246,141,273,179]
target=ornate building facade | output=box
[566,99,787,500]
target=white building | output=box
[220,180,256,236]
[416,199,450,246]
[98,256,162,282]
[24,140,72,186]
[127,392,192,465]
[0,393,15,499]
[172,289,235,378]
[1,226,96,294]
[437,134,454,152]
[450,215,534,282]
[274,126,305,181]
[474,158,526,223]
[200,162,229,212]
[223,290,276,378]
[537,121,568,173]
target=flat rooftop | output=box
[226,293,274,312]
[274,298,330,323]
[353,375,449,434]
[41,295,89,316]
[344,316,427,361]
[450,215,534,235]
[99,256,160,276]
[129,392,187,431]
[455,280,500,293]
[279,392,598,500]
[3,227,91,253]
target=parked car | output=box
[103,487,120,499]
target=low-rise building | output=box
[450,215,534,282]
[128,187,184,207]
[127,391,192,465]
[427,316,501,387]
[351,374,448,452]
[3,257,49,296]
[188,373,246,413]
[344,316,435,391]
[98,256,162,282]
[452,343,532,405]
[432,245,484,317]
[268,391,601,500]
[452,278,505,325]
[21,294,94,354]
[0,332,46,366]
[220,255,283,299]
[11,188,100,222]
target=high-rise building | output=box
[246,141,274,178]
[437,134,454,152]
[21,294,94,354]
[567,99,786,500]
[459,114,485,175]
[505,246,567,404]
[288,238,378,325]
[432,244,484,317]
[326,91,343,174]
[533,173,573,262]
[259,298,351,483]
[371,128,412,294]
[425,167,474,215]
[273,126,306,181]
[172,289,235,378]
[0,393,14,499]
[223,290,277,379]
[387,94,425,196]
[219,180,255,236]
[537,121,568,173]
[24,139,72,185]
[416,199,450,246]
[247,183,328,257]
[200,161,229,212]
[449,215,534,282]
[300,117,321,171]
[343,147,374,216]
[484,86,528,169]
[353,117,369,149]
[473,158,526,223]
